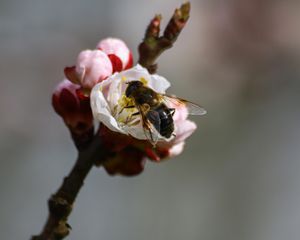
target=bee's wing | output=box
[161,94,207,115]
[136,104,161,146]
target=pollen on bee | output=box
[118,94,134,107]
[140,77,148,85]
[115,94,139,125]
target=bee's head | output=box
[125,80,144,97]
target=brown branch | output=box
[31,134,108,240]
[138,2,191,73]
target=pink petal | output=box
[173,120,197,144]
[52,79,93,134]
[156,119,197,151]
[76,50,113,89]
[173,104,188,122]
[168,142,185,157]
[97,38,131,69]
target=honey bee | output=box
[124,81,206,145]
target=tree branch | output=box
[138,2,191,73]
[31,135,107,240]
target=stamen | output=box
[140,77,148,85]
[114,94,139,126]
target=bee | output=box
[124,80,206,145]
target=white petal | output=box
[90,83,125,134]
[120,64,149,81]
[123,122,148,140]
[149,74,170,93]
[106,74,123,109]
[120,65,171,93]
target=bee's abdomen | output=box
[154,104,174,139]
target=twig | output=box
[138,2,191,73]
[31,135,107,240]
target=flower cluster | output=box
[64,38,133,93]
[52,37,200,176]
[53,38,132,140]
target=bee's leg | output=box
[172,133,176,137]
[119,105,135,115]
[125,111,140,124]
[169,108,176,116]
[131,111,140,116]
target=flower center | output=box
[113,94,140,127]
[112,76,150,128]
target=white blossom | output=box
[90,65,170,140]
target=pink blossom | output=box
[97,38,133,72]
[64,50,113,91]
[52,79,93,136]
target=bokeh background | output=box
[1,0,300,239]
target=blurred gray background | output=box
[1,0,300,239]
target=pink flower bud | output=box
[64,50,113,91]
[52,79,93,136]
[97,38,133,72]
